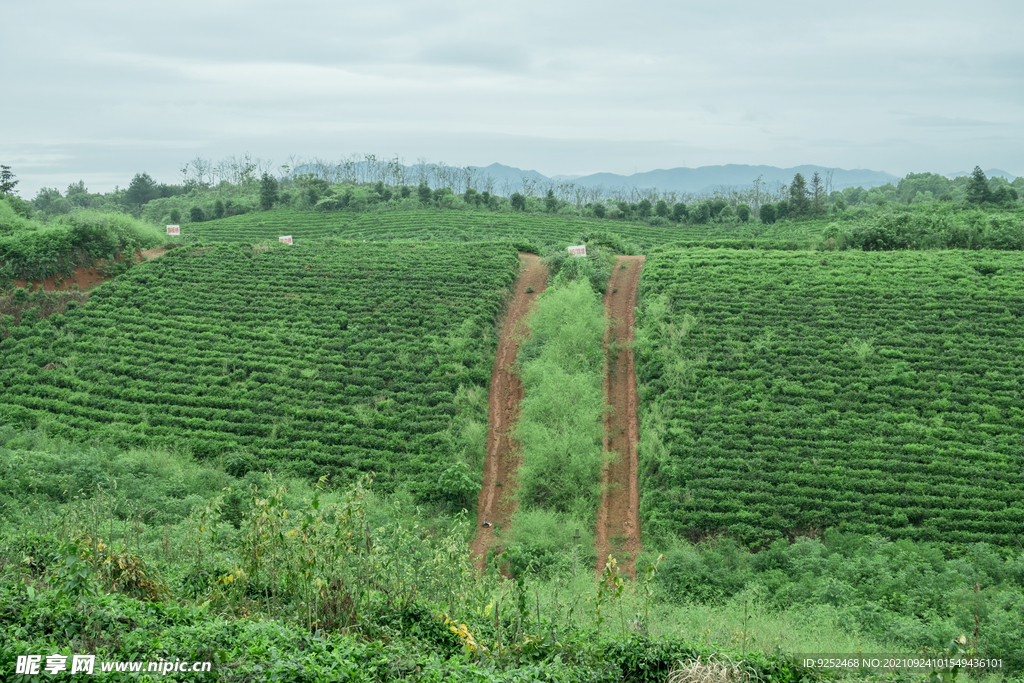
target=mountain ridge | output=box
[470,162,898,194]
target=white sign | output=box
[166,225,180,235]
[567,244,587,257]
[279,236,293,245]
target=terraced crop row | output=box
[183,208,820,251]
[635,249,1024,546]
[0,241,520,499]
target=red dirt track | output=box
[471,254,548,569]
[595,255,644,578]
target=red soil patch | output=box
[595,255,644,578]
[12,247,170,293]
[471,254,549,570]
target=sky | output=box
[3,0,1023,197]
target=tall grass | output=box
[514,280,606,520]
[502,280,607,578]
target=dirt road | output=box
[471,254,548,569]
[595,255,644,578]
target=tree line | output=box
[2,155,1021,228]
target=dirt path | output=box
[595,255,644,578]
[471,254,548,570]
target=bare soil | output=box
[595,255,644,578]
[11,247,169,293]
[471,254,548,570]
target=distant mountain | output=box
[468,163,897,195]
[292,159,902,195]
[472,163,548,190]
[945,169,1017,181]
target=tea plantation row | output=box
[180,208,821,252]
[635,249,1024,547]
[0,241,520,501]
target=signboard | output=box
[567,244,587,257]
[279,236,293,245]
[166,225,180,235]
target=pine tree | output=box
[788,173,811,217]
[1,165,19,195]
[259,173,279,211]
[965,166,992,205]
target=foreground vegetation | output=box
[3,430,1021,679]
[2,430,840,682]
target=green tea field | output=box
[0,240,519,500]
[635,249,1024,546]
[180,208,829,252]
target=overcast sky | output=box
[3,0,1022,197]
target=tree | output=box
[33,187,71,216]
[212,200,225,219]
[965,166,992,205]
[708,198,727,219]
[592,202,606,218]
[736,203,751,222]
[510,192,526,211]
[759,203,777,224]
[992,185,1017,205]
[655,200,670,218]
[0,165,18,196]
[126,173,159,209]
[788,173,810,217]
[637,198,652,218]
[671,202,689,222]
[170,209,181,223]
[66,180,90,208]
[190,206,206,222]
[776,199,790,220]
[692,202,711,224]
[544,189,557,213]
[260,172,279,211]
[810,172,825,216]
[417,183,432,204]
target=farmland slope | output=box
[595,256,644,577]
[472,254,548,567]
[0,240,519,501]
[636,249,1024,546]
